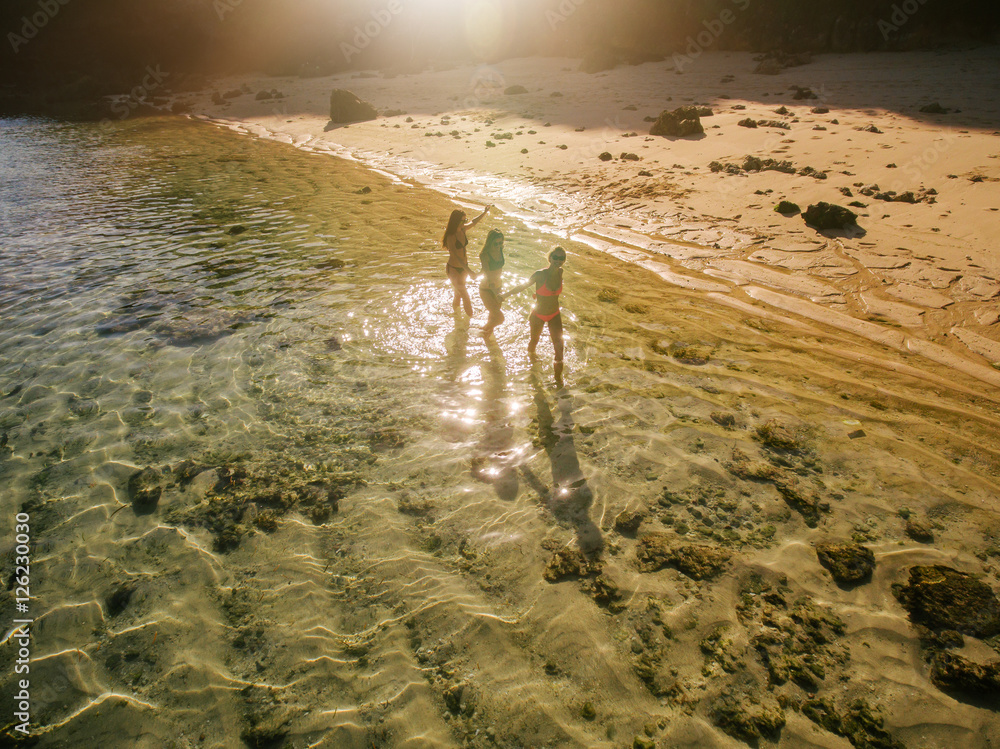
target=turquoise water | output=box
[2,116,999,748]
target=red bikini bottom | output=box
[532,310,560,323]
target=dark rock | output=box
[929,651,1000,695]
[632,737,655,749]
[905,519,933,542]
[211,91,226,106]
[649,106,705,138]
[636,533,731,579]
[614,509,645,535]
[443,682,468,714]
[329,89,377,124]
[581,702,596,720]
[255,90,272,101]
[802,202,858,230]
[711,694,785,743]
[620,152,640,161]
[504,85,528,95]
[174,460,206,487]
[738,117,758,129]
[583,574,626,612]
[127,467,163,512]
[811,106,830,114]
[775,201,800,215]
[791,86,817,100]
[857,124,883,133]
[802,698,904,749]
[895,565,1000,638]
[598,151,613,161]
[816,542,875,585]
[105,584,135,617]
[920,102,950,114]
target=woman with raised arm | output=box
[504,247,567,382]
[442,205,491,316]
[478,229,506,337]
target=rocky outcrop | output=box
[816,542,875,585]
[895,565,1000,638]
[329,89,377,124]
[649,106,706,138]
[802,202,858,230]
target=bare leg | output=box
[528,314,544,357]
[549,314,564,384]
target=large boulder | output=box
[329,89,377,124]
[816,542,875,585]
[802,202,858,231]
[895,565,1000,638]
[649,106,705,138]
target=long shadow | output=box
[470,338,520,501]
[528,367,603,559]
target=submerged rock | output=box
[802,698,904,749]
[329,89,377,124]
[919,102,950,114]
[929,651,1000,696]
[802,202,858,231]
[816,542,875,585]
[543,547,594,582]
[127,467,163,512]
[711,694,785,743]
[904,519,934,543]
[504,85,528,95]
[614,509,645,535]
[105,584,136,617]
[896,565,1000,638]
[636,533,731,579]
[649,106,705,138]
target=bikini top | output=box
[451,231,467,251]
[535,275,562,297]
[480,247,505,271]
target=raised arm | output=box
[464,204,492,230]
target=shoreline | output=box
[185,49,1000,387]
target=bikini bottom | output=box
[532,310,561,323]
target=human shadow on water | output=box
[526,366,603,559]
[470,337,520,501]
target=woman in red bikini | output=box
[504,247,567,381]
[443,205,491,316]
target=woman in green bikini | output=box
[504,247,567,381]
[478,229,506,337]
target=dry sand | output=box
[189,49,1000,386]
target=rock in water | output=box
[649,106,705,138]
[929,652,1000,696]
[920,102,950,114]
[127,467,163,512]
[504,85,528,95]
[636,533,731,579]
[816,542,875,585]
[614,509,645,535]
[329,89,377,124]
[802,202,858,230]
[896,565,1000,638]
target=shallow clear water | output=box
[2,117,999,748]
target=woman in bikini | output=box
[443,205,491,316]
[504,247,567,381]
[478,229,506,337]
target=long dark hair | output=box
[481,229,504,263]
[442,209,464,246]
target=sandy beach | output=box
[191,49,1000,386]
